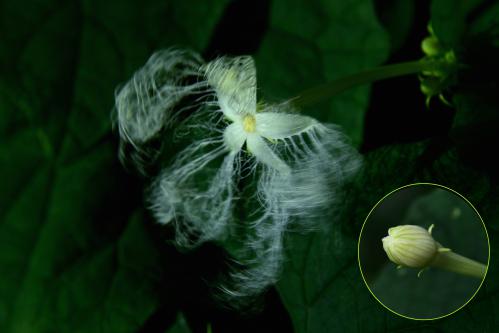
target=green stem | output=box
[292,59,442,107]
[430,251,487,279]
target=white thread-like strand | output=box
[113,48,362,304]
[113,48,208,172]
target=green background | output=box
[1,0,499,332]
[360,185,488,319]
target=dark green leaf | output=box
[0,0,228,332]
[375,0,416,53]
[278,140,499,332]
[256,0,390,146]
[430,0,484,49]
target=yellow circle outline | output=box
[357,182,490,321]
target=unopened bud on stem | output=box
[382,224,486,279]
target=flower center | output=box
[242,115,256,133]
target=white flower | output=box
[206,59,320,174]
[114,49,362,300]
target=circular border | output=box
[357,182,490,321]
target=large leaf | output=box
[278,141,499,332]
[430,0,492,49]
[255,0,390,146]
[3,0,499,332]
[374,0,415,53]
[443,1,499,177]
[0,0,229,332]
[277,1,499,331]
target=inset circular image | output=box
[358,183,489,320]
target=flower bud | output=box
[382,225,438,268]
[421,36,443,57]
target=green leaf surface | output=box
[3,0,499,332]
[431,0,499,48]
[0,0,228,332]
[278,139,499,332]
[256,0,390,146]
[430,0,480,48]
[268,3,497,329]
[278,141,499,332]
[375,0,415,53]
[442,0,499,177]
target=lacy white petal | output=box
[223,122,247,152]
[114,49,207,172]
[264,124,362,222]
[115,49,205,146]
[246,134,290,173]
[150,141,239,248]
[117,49,366,302]
[255,112,317,139]
[203,56,257,120]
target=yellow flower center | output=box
[242,115,256,133]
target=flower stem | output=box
[430,251,487,279]
[292,59,443,107]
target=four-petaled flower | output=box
[203,56,321,175]
[114,49,361,299]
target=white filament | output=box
[113,48,362,303]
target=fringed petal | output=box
[255,112,317,139]
[263,123,362,225]
[115,49,364,305]
[114,48,207,170]
[246,134,290,174]
[203,56,257,120]
[223,122,247,152]
[149,138,241,248]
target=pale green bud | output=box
[382,225,438,269]
[382,224,486,279]
[421,36,443,57]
